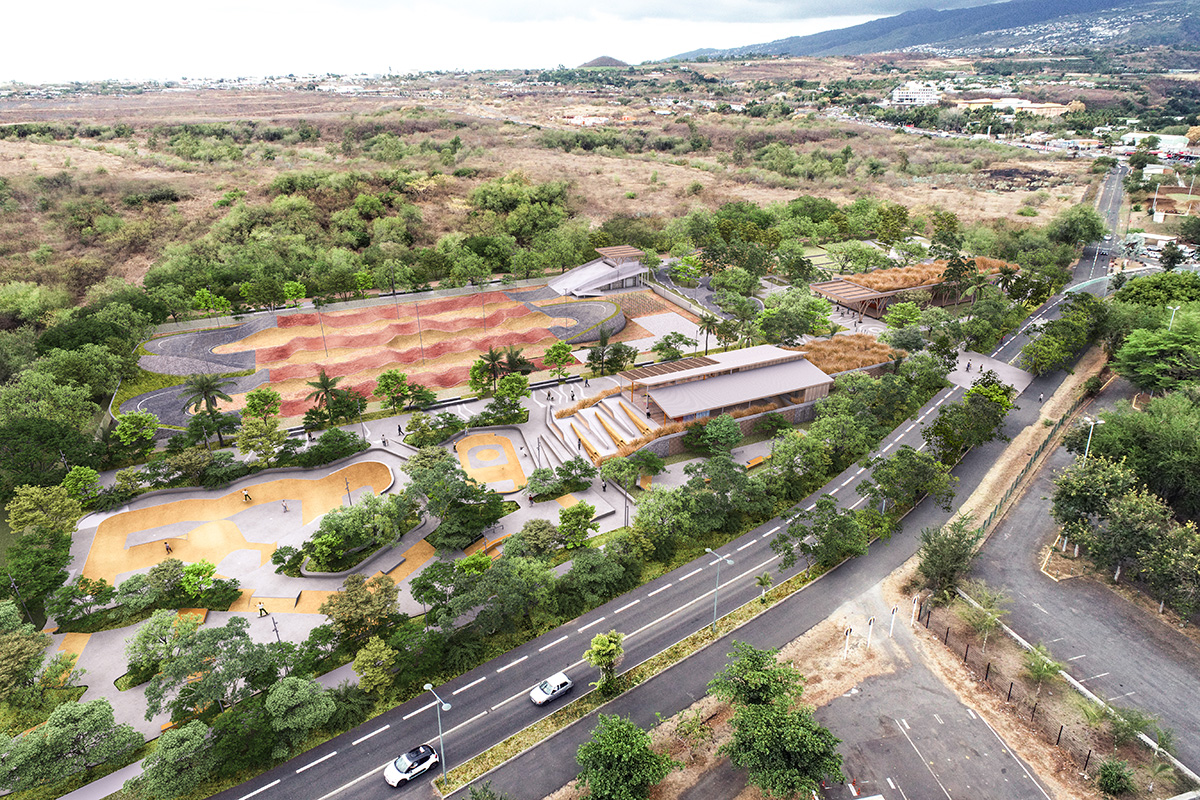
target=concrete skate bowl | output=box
[200,292,560,418]
[82,461,394,584]
[455,432,527,494]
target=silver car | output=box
[529,672,573,705]
[383,744,438,787]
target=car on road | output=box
[529,672,573,705]
[384,744,438,787]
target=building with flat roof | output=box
[547,245,649,298]
[620,345,833,424]
[890,81,942,106]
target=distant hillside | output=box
[669,0,1165,58]
[578,56,629,68]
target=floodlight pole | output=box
[424,684,451,781]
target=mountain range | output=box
[670,0,1200,59]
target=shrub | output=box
[1096,758,1134,796]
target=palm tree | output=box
[501,347,534,378]
[996,265,1018,295]
[179,374,235,446]
[698,313,721,355]
[480,347,504,391]
[305,370,343,426]
[755,572,774,603]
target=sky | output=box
[3,0,994,84]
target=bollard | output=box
[964,643,970,663]
[984,662,991,682]
[1031,702,1038,722]
[1083,749,1091,772]
[1056,725,1063,746]
[944,626,950,645]
[1007,682,1013,702]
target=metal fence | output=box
[977,391,1087,533]
[915,601,1106,775]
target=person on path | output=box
[1039,392,1044,403]
[602,481,607,492]
[281,500,288,513]
[397,423,403,436]
[965,360,972,372]
[164,541,172,555]
[242,489,252,502]
[257,602,268,617]
[570,391,576,401]
[306,431,313,443]
[584,378,590,387]
[382,435,389,446]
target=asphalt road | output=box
[973,385,1200,770]
[213,179,1128,800]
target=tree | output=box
[354,636,397,696]
[582,629,626,688]
[722,701,844,799]
[917,515,983,595]
[604,342,638,375]
[1023,642,1062,695]
[479,347,504,391]
[318,574,400,643]
[113,410,160,458]
[1111,321,1200,392]
[702,414,742,454]
[236,417,289,466]
[697,312,721,355]
[124,608,202,673]
[575,714,679,800]
[558,501,599,548]
[858,445,958,514]
[518,518,562,556]
[542,340,575,382]
[129,720,215,800]
[1096,487,1173,582]
[304,369,343,426]
[651,331,697,362]
[373,369,410,414]
[1048,203,1107,246]
[1050,456,1137,532]
[242,387,282,421]
[883,301,921,329]
[5,484,83,535]
[144,617,276,720]
[708,641,805,706]
[0,371,100,433]
[771,494,867,570]
[60,465,101,506]
[266,676,334,756]
[1160,240,1186,272]
[0,698,142,791]
[501,346,535,378]
[179,374,235,446]
[45,576,115,624]
[0,604,50,695]
[756,288,829,346]
[956,580,1009,653]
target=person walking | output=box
[257,602,268,617]
[281,500,288,513]
[397,423,404,436]
[381,435,389,446]
[1039,392,1044,404]
[242,489,252,502]
[164,541,172,555]
[584,378,590,388]
[965,360,972,372]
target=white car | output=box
[529,672,573,705]
[384,744,438,787]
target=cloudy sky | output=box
[5,0,993,83]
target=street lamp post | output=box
[1168,304,1181,330]
[704,548,734,632]
[423,683,452,781]
[1082,416,1105,460]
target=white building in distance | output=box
[890,82,942,106]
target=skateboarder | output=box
[242,489,252,502]
[257,602,268,617]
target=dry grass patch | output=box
[847,256,1013,293]
[798,334,897,374]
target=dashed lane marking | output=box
[351,725,389,745]
[647,584,672,597]
[496,655,528,673]
[402,700,435,720]
[736,539,756,552]
[680,568,702,580]
[296,752,338,773]
[238,780,280,800]
[577,617,605,632]
[537,636,567,653]
[615,599,640,613]
[453,677,486,694]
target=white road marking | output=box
[1080,672,1110,683]
[679,568,702,580]
[238,779,281,800]
[736,539,756,552]
[647,584,672,597]
[855,467,865,475]
[967,708,977,720]
[577,617,605,632]
[443,710,489,738]
[901,718,910,729]
[881,442,894,452]
[905,424,916,432]
[894,720,952,799]
[976,708,1054,799]
[453,677,486,694]
[351,725,389,745]
[538,636,568,653]
[615,599,640,613]
[402,700,435,720]
[1067,654,1087,661]
[766,525,781,534]
[888,778,896,789]
[850,497,867,509]
[933,713,944,724]
[496,655,528,673]
[805,503,816,511]
[296,751,338,773]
